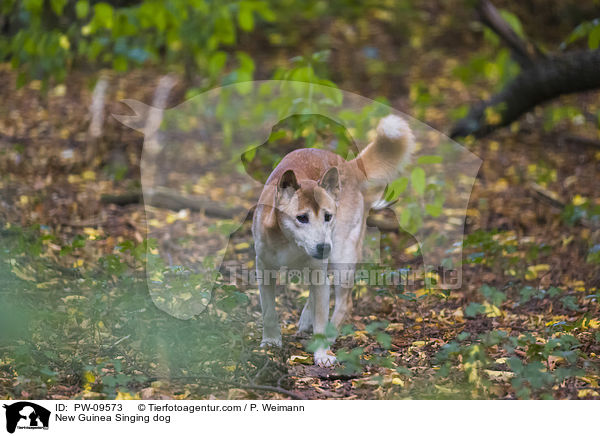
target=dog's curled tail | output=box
[353,114,415,183]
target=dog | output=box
[252,115,414,366]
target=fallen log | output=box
[101,187,247,219]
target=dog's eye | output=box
[296,214,309,224]
[324,213,332,222]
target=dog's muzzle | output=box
[313,243,331,259]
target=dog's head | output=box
[275,167,340,260]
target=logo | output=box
[2,402,50,434]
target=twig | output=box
[527,182,565,210]
[560,134,600,149]
[153,375,306,400]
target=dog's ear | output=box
[319,167,340,201]
[277,169,300,203]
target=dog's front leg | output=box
[310,270,336,367]
[258,262,281,347]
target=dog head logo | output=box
[3,402,50,434]
[114,80,481,319]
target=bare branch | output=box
[476,0,543,68]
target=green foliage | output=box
[561,198,600,227]
[0,0,278,87]
[435,328,585,399]
[562,18,600,49]
[0,225,257,399]
[543,105,584,132]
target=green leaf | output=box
[417,155,443,165]
[480,284,506,306]
[208,51,227,77]
[562,19,600,48]
[411,167,426,196]
[94,2,114,30]
[560,295,580,311]
[50,0,67,16]
[465,302,485,318]
[589,25,600,49]
[376,332,392,349]
[238,3,254,31]
[75,0,89,19]
[113,55,128,72]
[499,9,525,39]
[385,177,408,201]
[425,203,442,217]
[400,208,411,229]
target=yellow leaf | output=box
[525,264,550,280]
[115,391,140,400]
[82,170,96,181]
[385,323,405,332]
[484,370,514,382]
[83,227,101,240]
[391,377,404,386]
[483,302,503,317]
[83,371,95,391]
[577,376,599,388]
[453,307,465,322]
[572,195,586,206]
[12,265,35,282]
[492,178,509,193]
[353,330,369,342]
[405,243,419,254]
[578,389,599,398]
[234,242,250,251]
[412,341,426,347]
[288,355,312,365]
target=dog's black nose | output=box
[315,243,331,259]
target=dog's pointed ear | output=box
[319,167,340,201]
[277,170,300,202]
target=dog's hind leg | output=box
[330,254,359,332]
[298,291,314,333]
[331,276,354,331]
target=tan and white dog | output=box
[252,115,414,366]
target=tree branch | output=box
[476,0,543,68]
[450,50,600,139]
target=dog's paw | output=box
[314,349,337,367]
[260,337,282,348]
